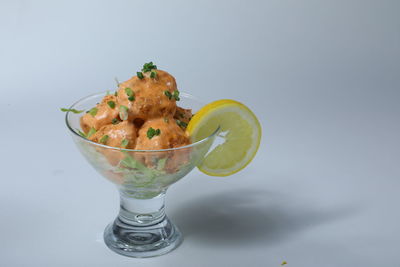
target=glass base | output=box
[103,216,183,258]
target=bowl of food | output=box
[63,62,261,258]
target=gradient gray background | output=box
[0,0,399,266]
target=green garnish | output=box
[164,90,172,99]
[281,261,287,266]
[60,108,84,114]
[114,91,118,96]
[173,90,180,101]
[77,129,86,137]
[99,135,109,144]
[119,105,129,121]
[119,153,165,179]
[87,127,97,138]
[125,87,133,96]
[107,101,116,109]
[176,119,187,128]
[142,62,157,73]
[137,72,144,79]
[150,70,157,78]
[121,139,129,148]
[88,107,98,117]
[147,127,161,139]
[125,88,135,101]
[164,90,180,101]
[111,118,120,124]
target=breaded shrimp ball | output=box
[80,95,119,133]
[135,117,189,150]
[89,120,137,149]
[89,121,137,166]
[116,70,178,121]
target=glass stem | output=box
[104,188,183,257]
[118,189,167,226]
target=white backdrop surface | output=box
[0,1,399,266]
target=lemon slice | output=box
[187,99,261,176]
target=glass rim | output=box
[65,91,220,152]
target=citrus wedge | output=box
[187,99,261,176]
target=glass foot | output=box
[103,216,183,258]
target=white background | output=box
[0,1,399,266]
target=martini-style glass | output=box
[65,92,219,258]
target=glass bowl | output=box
[65,91,219,258]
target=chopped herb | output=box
[119,105,129,121]
[137,72,144,79]
[77,129,86,137]
[163,117,169,123]
[176,119,187,128]
[150,70,157,78]
[107,101,116,109]
[111,118,120,124]
[87,127,97,138]
[173,90,180,101]
[99,135,109,144]
[147,128,154,139]
[114,91,118,96]
[281,261,287,266]
[125,87,133,96]
[125,88,135,101]
[147,127,161,139]
[121,139,129,148]
[164,90,172,99]
[142,62,157,73]
[88,107,98,117]
[60,108,84,114]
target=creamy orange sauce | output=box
[135,117,190,150]
[89,120,137,149]
[116,70,178,121]
[80,95,119,132]
[80,68,192,156]
[174,107,193,125]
